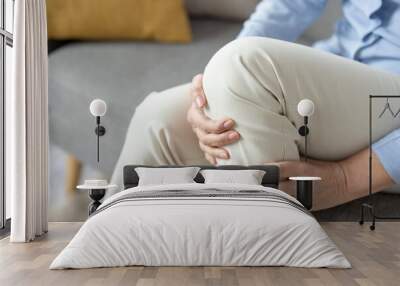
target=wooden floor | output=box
[1,222,400,286]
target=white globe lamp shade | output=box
[297,99,315,117]
[90,99,107,117]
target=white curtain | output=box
[8,0,49,242]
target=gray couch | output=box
[48,1,341,176]
[49,19,242,175]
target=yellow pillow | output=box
[47,0,192,43]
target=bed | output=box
[50,165,350,269]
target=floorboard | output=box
[1,222,399,286]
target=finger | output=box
[199,141,230,160]
[191,74,208,108]
[195,94,207,109]
[187,103,207,126]
[278,180,296,198]
[273,161,307,180]
[188,104,226,132]
[192,127,204,139]
[190,85,205,105]
[190,86,206,106]
[186,103,199,126]
[192,74,203,91]
[205,153,217,165]
[190,106,235,133]
[198,128,240,147]
[194,127,239,148]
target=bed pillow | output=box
[47,0,192,43]
[185,0,259,20]
[135,167,200,186]
[200,169,266,185]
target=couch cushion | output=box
[185,0,259,20]
[47,0,192,43]
[49,20,242,176]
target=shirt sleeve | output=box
[238,0,328,41]
[372,129,400,184]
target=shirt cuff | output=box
[372,129,400,184]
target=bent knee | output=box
[203,37,282,79]
[202,37,286,117]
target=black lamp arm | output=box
[94,116,106,162]
[298,116,309,162]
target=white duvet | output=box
[50,183,350,269]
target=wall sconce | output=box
[297,99,315,162]
[90,99,107,162]
[290,99,320,211]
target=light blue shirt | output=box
[239,0,400,183]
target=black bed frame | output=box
[123,165,280,190]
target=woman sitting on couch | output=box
[111,0,400,210]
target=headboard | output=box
[123,165,280,189]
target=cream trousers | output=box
[110,37,400,192]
